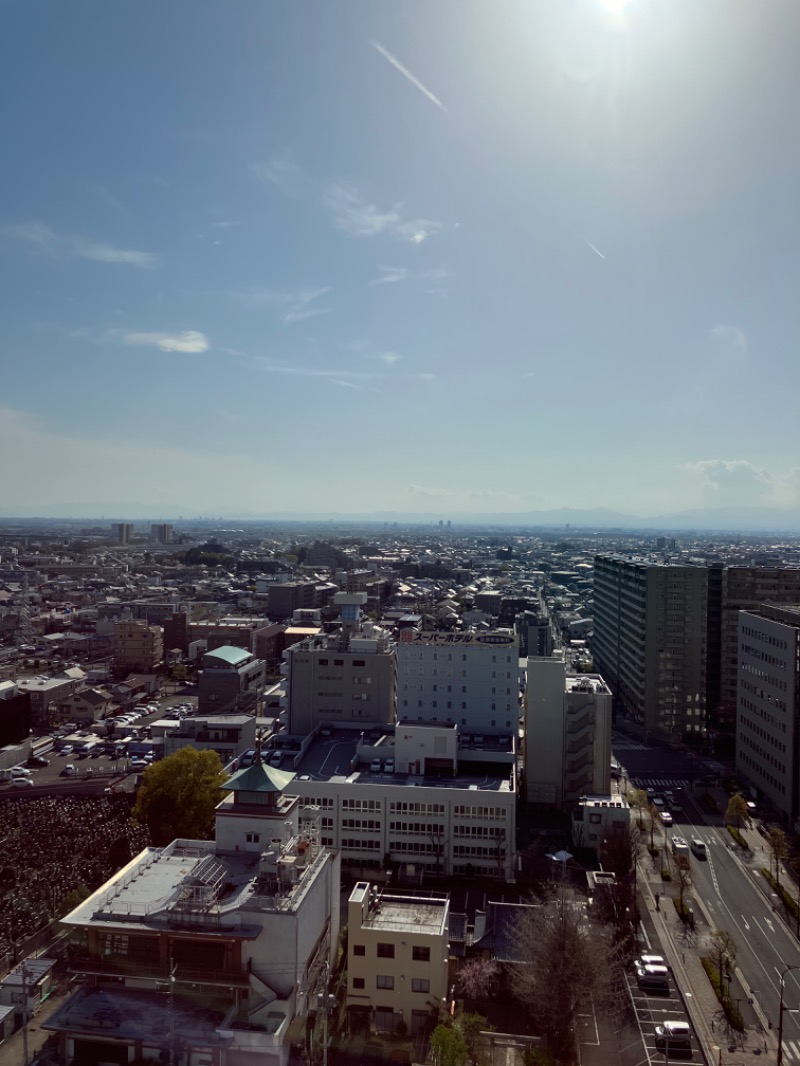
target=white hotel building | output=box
[395,629,520,735]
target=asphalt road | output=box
[613,730,800,1061]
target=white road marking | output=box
[742,914,750,931]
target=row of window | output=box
[453,805,507,819]
[318,659,367,667]
[353,943,430,961]
[352,976,430,992]
[741,626,789,651]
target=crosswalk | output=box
[783,1040,800,1061]
[612,738,651,751]
[631,776,691,789]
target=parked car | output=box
[12,777,34,788]
[26,755,49,767]
[634,954,666,970]
[60,764,78,777]
[129,758,148,771]
[655,1022,691,1049]
[636,964,669,991]
[10,766,31,778]
[59,744,74,756]
[660,811,673,827]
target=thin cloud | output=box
[250,357,371,382]
[709,324,748,356]
[371,42,447,112]
[370,266,409,286]
[234,285,331,326]
[583,237,606,260]
[1,221,157,268]
[121,330,210,354]
[325,183,441,243]
[372,352,401,365]
[251,152,302,194]
[333,379,362,391]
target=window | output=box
[412,946,430,962]
[377,943,395,959]
[353,977,365,989]
[412,978,430,993]
[353,944,365,956]
[245,832,260,843]
[377,975,395,990]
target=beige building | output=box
[114,620,164,674]
[592,556,708,743]
[524,656,612,808]
[346,882,449,1036]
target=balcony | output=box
[69,950,249,989]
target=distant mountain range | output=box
[1,503,799,533]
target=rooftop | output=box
[351,885,448,936]
[203,645,253,668]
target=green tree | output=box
[430,1023,468,1066]
[767,827,789,891]
[725,794,749,830]
[456,1012,493,1066]
[132,748,229,846]
[59,883,91,918]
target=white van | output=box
[690,838,708,859]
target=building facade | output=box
[524,657,612,808]
[198,646,266,715]
[592,556,707,743]
[396,630,519,734]
[114,620,164,674]
[735,605,800,822]
[346,882,449,1036]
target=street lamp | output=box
[777,964,800,1066]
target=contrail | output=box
[583,238,606,260]
[372,41,447,112]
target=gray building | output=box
[592,555,708,744]
[198,645,266,715]
[736,604,800,822]
[163,714,257,765]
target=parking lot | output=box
[627,968,697,1063]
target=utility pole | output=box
[20,963,29,1066]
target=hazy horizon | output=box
[2,1,798,518]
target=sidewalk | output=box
[639,800,775,1066]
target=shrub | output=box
[727,825,750,850]
[701,958,745,1031]
[661,868,672,881]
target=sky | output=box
[1,0,799,520]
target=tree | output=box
[675,855,692,915]
[708,929,737,997]
[767,827,789,892]
[627,790,648,828]
[132,748,229,846]
[430,1023,468,1066]
[599,823,642,950]
[456,958,500,1010]
[725,794,749,830]
[456,1012,493,1066]
[59,883,91,918]
[511,884,622,1064]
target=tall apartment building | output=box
[592,556,707,743]
[736,604,800,821]
[268,581,322,619]
[281,593,396,735]
[707,566,800,729]
[524,656,612,808]
[149,522,173,544]
[515,607,554,658]
[113,620,164,674]
[110,522,133,545]
[395,630,519,734]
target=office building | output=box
[281,593,396,735]
[592,556,707,743]
[346,882,449,1036]
[736,604,800,821]
[113,620,164,674]
[163,714,257,765]
[149,523,173,544]
[396,630,519,734]
[707,566,800,729]
[524,656,612,808]
[284,721,517,881]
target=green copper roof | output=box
[205,645,251,667]
[226,761,295,793]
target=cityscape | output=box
[2,1,800,1065]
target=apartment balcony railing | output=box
[68,950,249,988]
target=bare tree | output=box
[511,883,622,1064]
[708,929,737,996]
[767,827,789,892]
[675,856,693,916]
[646,803,661,850]
[599,822,642,950]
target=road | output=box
[613,730,800,1061]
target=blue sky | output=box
[1,0,798,518]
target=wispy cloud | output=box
[709,324,748,356]
[249,356,371,382]
[1,221,158,268]
[370,266,409,286]
[120,330,210,354]
[234,285,331,326]
[371,42,447,112]
[251,151,302,194]
[333,379,362,391]
[682,458,772,505]
[324,183,441,243]
[372,352,401,365]
[583,237,606,260]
